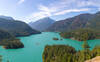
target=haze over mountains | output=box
[0,11,100,34]
[0,16,41,37]
[46,11,100,32]
[29,17,55,31]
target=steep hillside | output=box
[46,12,99,32]
[0,16,41,37]
[0,29,24,49]
[86,12,100,30]
[69,14,94,30]
[29,17,55,31]
[46,17,75,32]
[0,29,13,41]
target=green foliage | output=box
[42,45,76,62]
[42,45,100,62]
[0,56,2,62]
[0,29,14,41]
[0,29,24,49]
[2,39,24,49]
[92,45,100,57]
[86,14,100,30]
[82,41,90,50]
[60,29,99,41]
[0,17,41,37]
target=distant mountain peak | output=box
[29,17,55,31]
[46,11,100,32]
[37,17,53,21]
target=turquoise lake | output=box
[0,32,100,62]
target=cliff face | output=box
[85,56,100,62]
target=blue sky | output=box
[0,0,100,23]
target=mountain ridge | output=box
[29,17,55,31]
[0,16,41,37]
[46,12,100,32]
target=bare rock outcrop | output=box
[85,56,100,62]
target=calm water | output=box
[0,32,100,62]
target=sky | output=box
[0,0,100,23]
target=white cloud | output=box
[30,12,51,19]
[38,5,50,12]
[38,5,58,13]
[27,0,100,22]
[27,5,55,21]
[18,0,25,4]
[26,11,52,22]
[49,0,100,10]
[54,8,90,15]
[77,0,100,8]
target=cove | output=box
[0,32,100,62]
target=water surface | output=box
[0,32,100,62]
